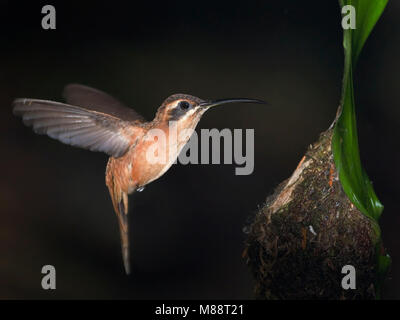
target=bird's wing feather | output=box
[13,98,143,158]
[63,84,146,123]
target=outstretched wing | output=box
[13,98,143,158]
[63,84,146,123]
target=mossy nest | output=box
[244,128,382,299]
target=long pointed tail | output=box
[118,192,130,275]
[106,169,131,275]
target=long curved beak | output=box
[199,98,267,109]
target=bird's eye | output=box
[178,101,190,110]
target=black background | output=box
[0,0,399,299]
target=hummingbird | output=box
[13,84,265,274]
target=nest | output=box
[244,128,380,299]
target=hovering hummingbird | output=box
[13,84,265,274]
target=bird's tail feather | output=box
[106,173,131,275]
[118,192,130,275]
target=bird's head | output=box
[154,93,266,128]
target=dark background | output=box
[0,0,399,299]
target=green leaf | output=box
[332,0,388,221]
[341,0,389,63]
